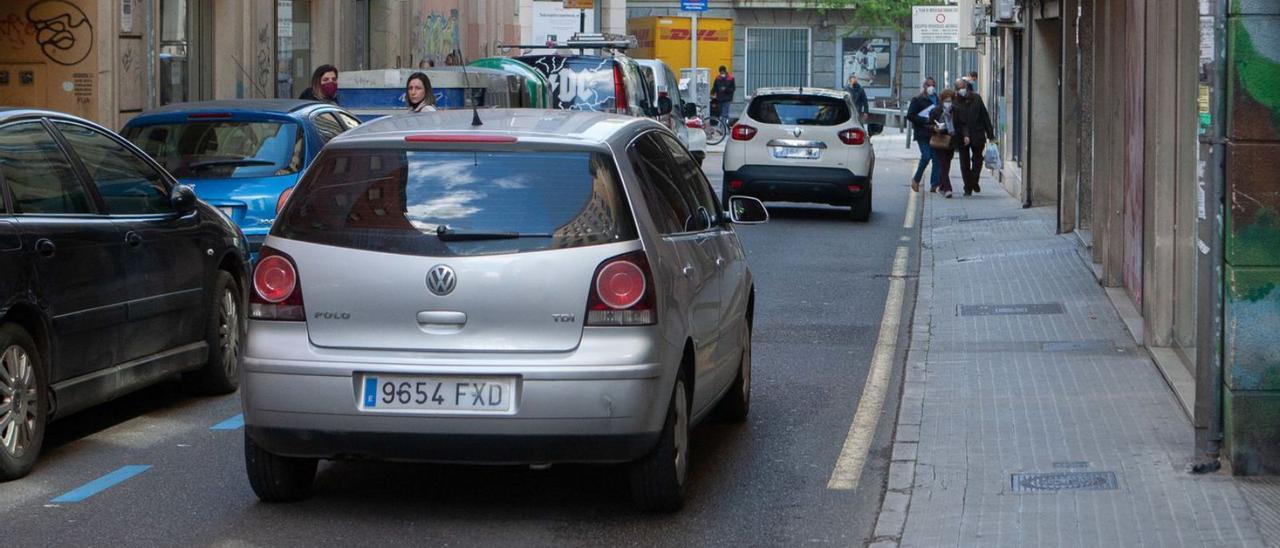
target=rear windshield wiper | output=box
[435,225,553,242]
[187,158,277,171]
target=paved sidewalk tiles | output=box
[870,140,1277,548]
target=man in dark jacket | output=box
[953,78,994,196]
[711,65,736,120]
[906,77,940,192]
[845,75,869,117]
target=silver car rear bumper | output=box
[241,321,673,463]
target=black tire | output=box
[244,431,317,502]
[0,323,46,481]
[187,271,244,395]
[629,374,690,512]
[717,321,751,422]
[851,190,872,222]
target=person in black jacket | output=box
[953,78,994,196]
[845,75,869,117]
[299,65,339,105]
[928,89,960,198]
[906,77,940,192]
[711,66,736,120]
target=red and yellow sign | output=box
[626,16,733,75]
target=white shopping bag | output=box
[984,143,1003,172]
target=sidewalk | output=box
[870,141,1278,547]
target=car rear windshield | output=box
[518,55,618,112]
[274,149,638,257]
[122,121,302,179]
[748,95,852,126]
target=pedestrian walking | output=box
[906,77,941,192]
[964,70,980,95]
[845,75,869,117]
[711,65,736,120]
[928,89,959,198]
[299,65,339,105]
[953,79,994,196]
[406,72,436,113]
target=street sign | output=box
[563,0,593,9]
[912,6,960,44]
[680,0,708,12]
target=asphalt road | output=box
[2,143,921,547]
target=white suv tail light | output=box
[731,124,757,141]
[838,128,867,145]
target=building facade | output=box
[979,0,1280,474]
[0,0,520,130]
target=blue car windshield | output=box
[123,121,302,179]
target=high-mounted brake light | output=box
[404,134,518,143]
[838,128,867,145]
[585,251,655,326]
[731,124,757,141]
[187,112,234,119]
[250,248,305,321]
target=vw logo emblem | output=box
[426,265,457,296]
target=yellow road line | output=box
[828,245,909,490]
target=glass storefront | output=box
[276,0,312,99]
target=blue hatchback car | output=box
[122,100,361,257]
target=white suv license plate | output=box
[360,374,515,413]
[771,146,821,160]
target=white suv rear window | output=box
[747,95,851,126]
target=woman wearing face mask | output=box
[405,72,436,113]
[299,65,340,105]
[906,77,940,192]
[927,89,959,198]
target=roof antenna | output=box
[456,48,483,127]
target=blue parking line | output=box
[50,465,151,503]
[210,414,244,431]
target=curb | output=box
[869,186,934,548]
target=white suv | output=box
[723,88,883,221]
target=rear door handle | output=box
[715,257,725,268]
[124,231,142,248]
[35,238,56,257]
[682,265,695,277]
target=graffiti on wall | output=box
[26,0,93,66]
[413,9,460,67]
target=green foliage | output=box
[806,0,943,34]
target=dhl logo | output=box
[658,29,730,42]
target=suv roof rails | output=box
[499,33,638,54]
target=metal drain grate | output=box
[958,303,1066,316]
[955,215,1021,223]
[1011,471,1118,492]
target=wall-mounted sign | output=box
[912,6,960,44]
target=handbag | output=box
[929,131,952,150]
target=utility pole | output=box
[691,12,699,76]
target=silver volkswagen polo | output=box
[241,109,768,511]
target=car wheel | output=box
[628,373,689,512]
[244,431,317,502]
[187,271,244,395]
[717,321,751,422]
[851,190,872,222]
[0,324,46,481]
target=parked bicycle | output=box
[704,99,729,145]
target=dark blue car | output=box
[122,100,361,257]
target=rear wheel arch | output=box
[1,304,51,374]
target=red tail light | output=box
[250,247,305,320]
[276,186,294,215]
[731,124,757,141]
[729,180,745,190]
[613,64,628,115]
[839,128,867,145]
[686,117,704,129]
[586,251,655,326]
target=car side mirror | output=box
[658,96,673,116]
[682,102,697,118]
[867,123,884,136]
[728,196,768,224]
[171,184,197,215]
